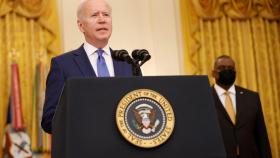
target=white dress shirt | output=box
[214,84,237,113]
[83,42,115,77]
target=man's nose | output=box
[97,14,106,22]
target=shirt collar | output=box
[214,84,236,97]
[83,42,111,56]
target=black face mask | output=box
[217,69,236,86]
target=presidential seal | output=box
[116,89,175,148]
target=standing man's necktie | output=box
[224,91,239,155]
[96,49,110,77]
[224,91,236,124]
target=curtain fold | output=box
[0,0,12,16]
[258,0,280,19]
[14,0,48,18]
[0,0,61,157]
[180,0,280,157]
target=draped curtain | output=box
[180,0,280,157]
[0,0,61,157]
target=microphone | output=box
[112,49,134,64]
[131,49,151,66]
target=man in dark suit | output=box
[41,0,135,134]
[212,55,272,158]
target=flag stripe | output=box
[11,62,24,130]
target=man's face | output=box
[78,0,112,46]
[212,57,235,81]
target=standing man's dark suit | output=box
[212,85,272,158]
[211,55,271,158]
[41,46,134,134]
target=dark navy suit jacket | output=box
[212,86,271,158]
[41,45,134,134]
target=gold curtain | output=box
[0,0,61,157]
[180,0,280,157]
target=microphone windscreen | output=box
[112,50,128,61]
[112,49,134,64]
[132,49,149,60]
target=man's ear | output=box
[77,20,84,33]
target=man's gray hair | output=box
[76,0,112,20]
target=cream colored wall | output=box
[58,0,183,76]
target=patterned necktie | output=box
[224,91,236,124]
[96,49,110,77]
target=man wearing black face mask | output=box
[212,55,271,158]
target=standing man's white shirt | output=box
[83,42,115,77]
[214,84,237,113]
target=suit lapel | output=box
[212,87,234,125]
[73,45,97,77]
[110,48,123,77]
[235,86,245,127]
[112,59,122,76]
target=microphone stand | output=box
[132,59,142,76]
